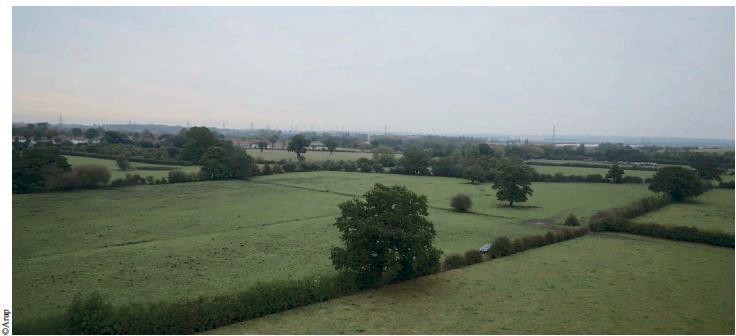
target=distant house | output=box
[232,139,259,149]
[309,141,327,151]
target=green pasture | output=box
[633,189,735,233]
[246,149,398,162]
[210,234,734,334]
[13,172,652,327]
[529,164,655,179]
[65,155,200,180]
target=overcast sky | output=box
[12,7,735,139]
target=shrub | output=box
[63,272,363,335]
[489,236,513,258]
[110,174,147,187]
[450,193,473,212]
[719,181,735,189]
[168,170,193,184]
[442,254,466,271]
[463,249,483,265]
[510,238,525,253]
[563,213,580,226]
[49,164,110,190]
[544,231,557,244]
[521,234,546,249]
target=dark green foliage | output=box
[356,158,373,173]
[199,146,257,181]
[101,131,131,144]
[287,134,310,159]
[463,249,483,265]
[649,166,707,202]
[323,137,339,154]
[511,238,525,253]
[606,163,625,183]
[69,165,111,189]
[256,140,268,152]
[168,170,194,183]
[115,155,131,171]
[180,127,219,163]
[590,217,733,248]
[372,146,397,167]
[109,174,147,187]
[399,146,431,175]
[12,147,71,193]
[463,164,484,184]
[450,193,473,212]
[544,231,557,244]
[692,156,726,181]
[493,160,534,207]
[521,234,546,249]
[563,214,580,226]
[261,164,273,175]
[62,273,362,334]
[489,236,513,258]
[718,181,734,189]
[330,184,442,283]
[442,254,466,271]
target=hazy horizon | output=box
[13,7,736,140]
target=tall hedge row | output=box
[60,273,361,335]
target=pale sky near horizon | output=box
[12,6,735,139]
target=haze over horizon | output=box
[13,7,736,140]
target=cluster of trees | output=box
[12,147,111,193]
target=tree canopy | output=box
[287,134,310,160]
[605,163,625,183]
[649,166,706,202]
[492,160,534,207]
[330,183,442,283]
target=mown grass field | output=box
[528,164,656,179]
[12,172,653,328]
[633,189,735,233]
[65,155,200,180]
[246,149,400,162]
[209,234,734,334]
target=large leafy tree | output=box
[287,134,310,160]
[463,164,484,184]
[649,166,706,202]
[12,147,71,193]
[324,136,339,154]
[330,184,442,283]
[692,156,725,181]
[492,160,534,207]
[199,146,257,180]
[181,127,219,163]
[605,163,625,183]
[399,146,430,175]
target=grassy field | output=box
[65,155,200,180]
[633,189,735,233]
[529,164,656,179]
[246,149,400,162]
[13,172,653,327]
[210,234,734,334]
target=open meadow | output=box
[528,164,655,179]
[12,171,654,330]
[65,155,200,180]
[633,188,735,233]
[209,233,734,335]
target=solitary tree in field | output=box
[649,166,706,202]
[463,164,484,184]
[268,134,280,150]
[606,163,625,183]
[256,140,269,152]
[324,136,339,154]
[116,155,131,171]
[492,160,534,207]
[330,184,442,283]
[287,134,310,160]
[450,193,473,212]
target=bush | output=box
[590,216,733,247]
[63,272,362,334]
[719,181,735,189]
[168,170,194,184]
[489,236,513,258]
[544,231,557,244]
[510,238,525,253]
[110,174,147,187]
[521,234,546,249]
[563,213,580,226]
[450,193,473,212]
[442,254,466,271]
[463,249,483,265]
